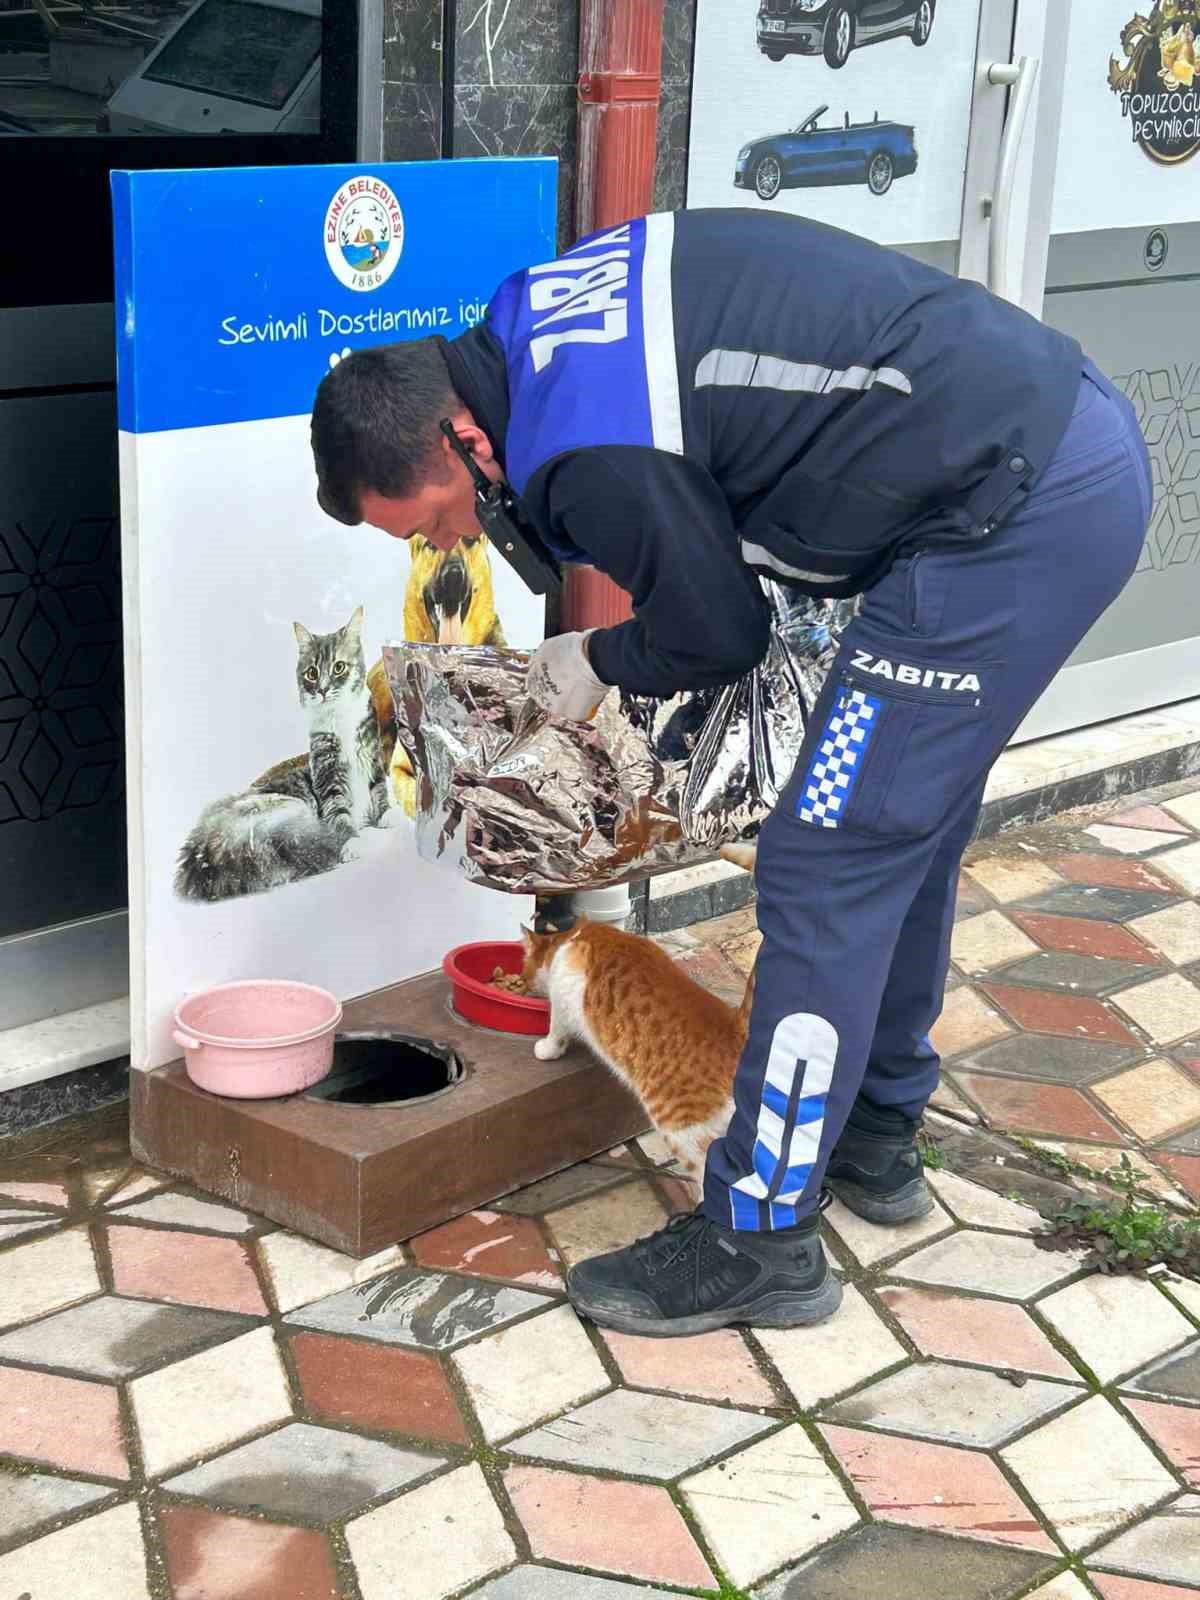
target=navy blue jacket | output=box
[442,208,1083,699]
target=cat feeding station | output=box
[133,960,648,1258]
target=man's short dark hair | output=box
[310,340,459,525]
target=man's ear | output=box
[441,411,497,470]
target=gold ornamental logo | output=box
[1109,0,1200,163]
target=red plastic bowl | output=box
[443,941,550,1037]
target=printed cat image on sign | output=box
[174,534,507,903]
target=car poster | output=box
[686,0,986,249]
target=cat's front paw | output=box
[338,838,362,865]
[534,1034,568,1061]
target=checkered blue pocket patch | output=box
[796,686,884,828]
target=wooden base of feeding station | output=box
[131,968,648,1257]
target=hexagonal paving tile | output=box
[0,1467,113,1546]
[0,1502,151,1600]
[1038,1275,1194,1384]
[1001,1395,1179,1552]
[756,1284,907,1408]
[507,1388,777,1480]
[0,1294,251,1380]
[754,1523,1052,1600]
[682,1424,860,1586]
[451,1305,610,1442]
[283,1267,551,1351]
[887,1230,1084,1299]
[163,1421,443,1520]
[470,1573,682,1600]
[1090,1495,1200,1587]
[823,1361,1081,1448]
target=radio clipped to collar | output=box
[438,419,562,597]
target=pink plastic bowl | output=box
[173,980,343,1099]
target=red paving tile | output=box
[1106,805,1195,835]
[289,1331,469,1444]
[159,1505,343,1600]
[820,1425,1055,1552]
[980,984,1140,1046]
[1155,1151,1200,1199]
[107,1225,268,1315]
[875,1287,1078,1380]
[1122,1397,1200,1486]
[0,1363,128,1479]
[504,1464,716,1589]
[1053,853,1178,894]
[1092,1579,1200,1600]
[603,1328,778,1406]
[953,1073,1124,1141]
[1012,912,1161,964]
[410,1210,561,1288]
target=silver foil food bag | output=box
[382,584,856,895]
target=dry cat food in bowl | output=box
[443,941,550,1036]
[173,979,342,1098]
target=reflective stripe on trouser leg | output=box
[728,1012,838,1232]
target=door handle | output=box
[985,55,1039,304]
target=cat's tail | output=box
[719,841,757,874]
[175,791,343,903]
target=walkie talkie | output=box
[438,419,562,597]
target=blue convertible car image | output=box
[734,106,917,200]
[757,0,935,70]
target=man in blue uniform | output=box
[311,209,1151,1338]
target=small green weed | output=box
[917,1129,945,1170]
[1035,1154,1200,1278]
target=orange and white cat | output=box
[521,916,755,1184]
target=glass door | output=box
[1017,0,1200,741]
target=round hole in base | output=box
[304,1032,464,1108]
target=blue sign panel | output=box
[111,159,558,434]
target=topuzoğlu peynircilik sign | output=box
[112,159,556,1071]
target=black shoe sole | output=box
[567,1271,843,1339]
[826,1174,934,1225]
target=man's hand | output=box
[526,631,610,721]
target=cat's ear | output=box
[348,605,364,631]
[519,922,536,949]
[293,622,313,648]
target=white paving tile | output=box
[1001,1395,1178,1551]
[507,1389,775,1480]
[452,1305,610,1442]
[1039,1272,1195,1384]
[756,1284,908,1409]
[1154,841,1200,896]
[823,1195,954,1268]
[256,1231,405,1313]
[346,1462,515,1600]
[951,912,1040,973]
[1163,792,1200,830]
[0,1226,100,1330]
[888,1230,1084,1300]
[824,1361,1080,1448]
[1085,823,1185,855]
[129,1324,292,1477]
[1111,972,1200,1045]
[681,1425,860,1586]
[1025,1576,1094,1600]
[110,1191,258,1234]
[0,1502,150,1599]
[1128,901,1200,965]
[1090,1492,1200,1586]
[926,1170,1040,1234]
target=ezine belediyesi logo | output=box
[324,178,405,292]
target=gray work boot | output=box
[566,1207,842,1338]
[825,1100,934,1225]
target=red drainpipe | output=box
[560,0,665,634]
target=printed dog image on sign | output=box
[113,159,556,1070]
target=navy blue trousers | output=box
[704,363,1153,1231]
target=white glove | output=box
[526,631,610,721]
